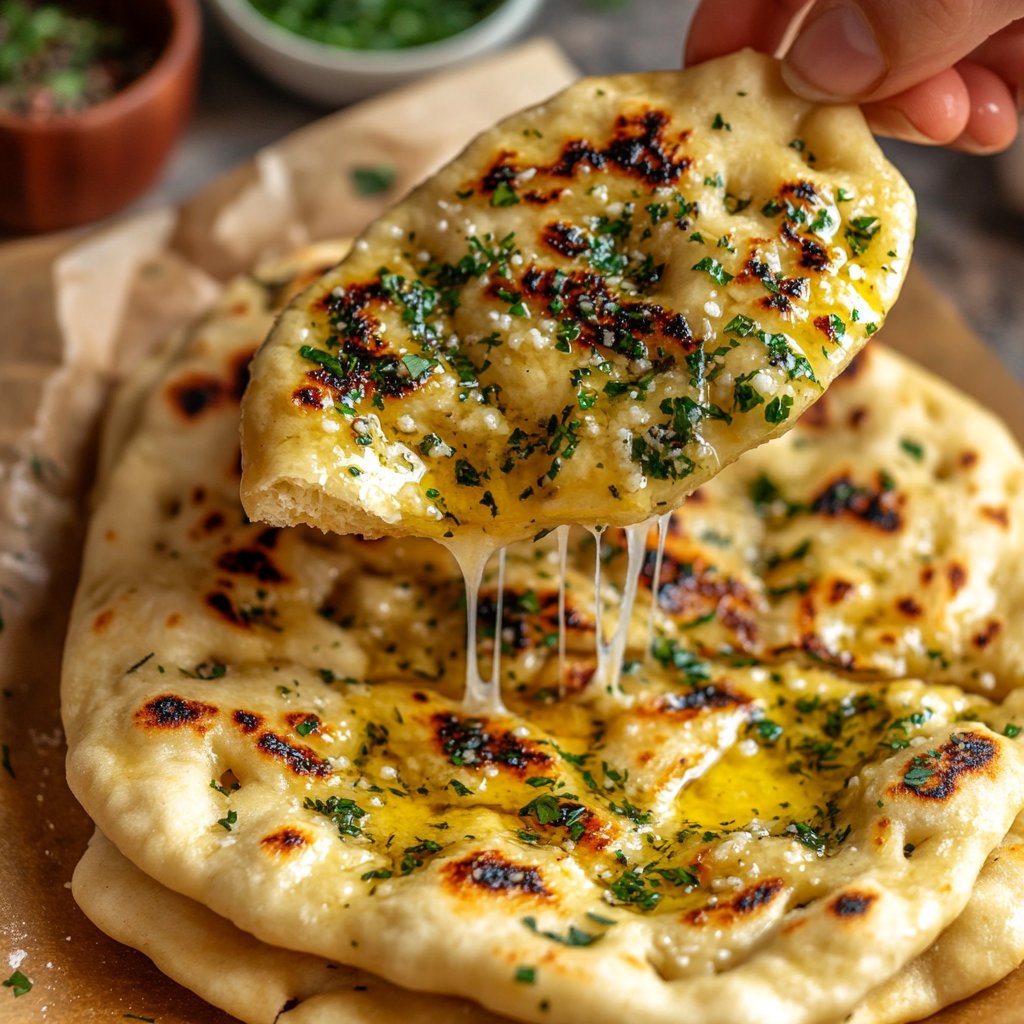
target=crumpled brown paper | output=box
[0,37,1021,1024]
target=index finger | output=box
[684,0,815,66]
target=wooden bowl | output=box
[0,0,201,234]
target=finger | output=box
[684,0,812,66]
[862,63,1020,151]
[862,69,970,145]
[968,20,1024,105]
[952,60,1021,151]
[782,0,1024,102]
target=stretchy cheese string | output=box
[647,511,673,654]
[555,524,570,697]
[489,546,507,695]
[443,536,504,715]
[449,515,659,713]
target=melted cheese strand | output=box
[442,536,505,715]
[601,520,650,693]
[647,510,673,654]
[555,524,570,697]
[489,546,507,693]
[588,527,609,672]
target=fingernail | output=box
[782,3,887,101]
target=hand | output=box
[684,0,1024,152]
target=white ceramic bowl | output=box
[209,0,545,105]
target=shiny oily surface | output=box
[240,50,915,544]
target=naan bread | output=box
[71,815,1024,1024]
[850,808,1024,1024]
[240,50,914,543]
[607,345,1024,696]
[64,245,1024,1024]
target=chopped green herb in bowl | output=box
[0,0,154,118]
[246,0,506,51]
[209,0,543,104]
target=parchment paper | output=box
[0,37,1020,1024]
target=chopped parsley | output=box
[522,916,603,947]
[179,661,226,680]
[351,164,396,197]
[899,438,925,461]
[125,652,155,674]
[765,394,793,423]
[691,256,733,286]
[3,971,30,997]
[304,795,367,838]
[400,353,438,380]
[845,215,881,256]
[490,181,520,207]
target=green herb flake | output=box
[692,257,733,286]
[765,394,793,423]
[400,353,438,380]
[900,438,925,462]
[490,181,520,207]
[522,916,603,947]
[1004,724,1022,738]
[304,795,367,838]
[480,491,499,517]
[786,821,826,855]
[514,966,537,984]
[756,719,783,743]
[733,379,764,413]
[2,971,30,998]
[845,215,881,256]
[217,809,237,831]
[454,458,482,487]
[711,112,730,131]
[179,661,227,681]
[125,652,155,675]
[351,165,396,197]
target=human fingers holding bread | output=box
[685,0,1024,152]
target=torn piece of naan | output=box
[240,50,914,543]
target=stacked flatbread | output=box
[62,52,1024,1024]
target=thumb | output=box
[781,0,1024,101]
